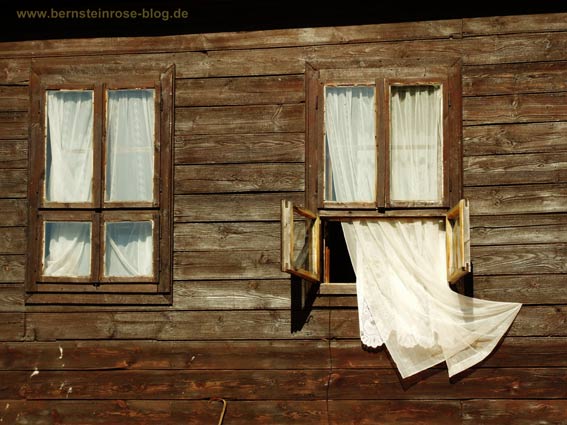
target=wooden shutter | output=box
[445,199,471,284]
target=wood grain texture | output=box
[463,13,567,36]
[462,400,567,425]
[0,200,27,226]
[473,275,567,304]
[0,312,24,341]
[0,111,27,139]
[175,164,304,194]
[0,169,27,198]
[0,284,24,312]
[176,104,304,134]
[0,255,25,282]
[463,122,567,156]
[0,59,31,84]
[174,192,304,223]
[0,140,27,168]
[175,75,304,107]
[175,133,304,165]
[0,86,28,112]
[0,226,25,254]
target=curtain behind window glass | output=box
[43,221,91,277]
[106,89,155,203]
[105,221,153,277]
[390,85,443,202]
[46,90,94,203]
[324,86,376,202]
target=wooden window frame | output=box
[26,62,175,305]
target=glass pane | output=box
[324,86,376,202]
[390,85,443,202]
[106,89,155,203]
[43,221,91,277]
[45,90,94,203]
[105,221,153,277]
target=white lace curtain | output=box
[105,221,153,277]
[325,85,522,377]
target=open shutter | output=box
[281,199,321,282]
[445,199,471,284]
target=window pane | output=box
[43,221,91,277]
[324,86,376,202]
[390,85,443,202]
[106,89,155,203]
[46,90,94,203]
[105,221,153,277]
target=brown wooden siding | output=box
[0,11,566,424]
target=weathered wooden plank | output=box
[0,284,24,312]
[463,13,567,36]
[462,400,567,425]
[464,152,567,186]
[464,92,567,125]
[328,400,461,424]
[474,275,567,304]
[176,75,304,107]
[174,192,304,223]
[174,222,279,252]
[0,227,25,254]
[26,310,329,341]
[175,133,304,165]
[0,169,27,198]
[0,59,31,85]
[327,368,567,400]
[175,104,304,134]
[0,312,24,341]
[0,400,328,425]
[0,111,27,139]
[0,255,25,282]
[0,340,330,371]
[0,140,27,168]
[465,184,567,215]
[464,122,567,156]
[463,61,567,96]
[175,164,304,194]
[471,214,567,246]
[329,306,567,339]
[174,250,285,280]
[473,243,567,275]
[0,86,28,112]
[331,337,567,369]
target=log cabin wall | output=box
[0,12,566,424]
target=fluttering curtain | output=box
[43,222,91,277]
[324,86,376,202]
[106,89,155,202]
[390,85,442,203]
[325,84,522,378]
[105,221,153,277]
[46,90,94,202]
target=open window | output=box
[446,199,471,284]
[27,63,174,304]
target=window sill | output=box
[318,283,356,295]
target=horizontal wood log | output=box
[465,184,567,215]
[0,255,25,282]
[464,152,567,186]
[0,86,28,112]
[0,200,27,226]
[463,13,567,36]
[0,226,25,254]
[328,400,461,424]
[464,92,567,125]
[463,61,567,96]
[0,284,24,312]
[474,275,567,304]
[331,337,567,369]
[175,133,304,165]
[471,214,567,246]
[0,169,27,198]
[472,243,567,275]
[174,250,285,280]
[174,222,279,252]
[329,306,567,339]
[0,140,27,168]
[25,310,329,340]
[174,192,304,222]
[0,312,24,341]
[176,104,304,134]
[175,164,304,194]
[0,59,31,84]
[327,368,567,400]
[463,121,567,156]
[0,111,27,139]
[462,400,567,425]
[0,400,328,425]
[175,75,304,107]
